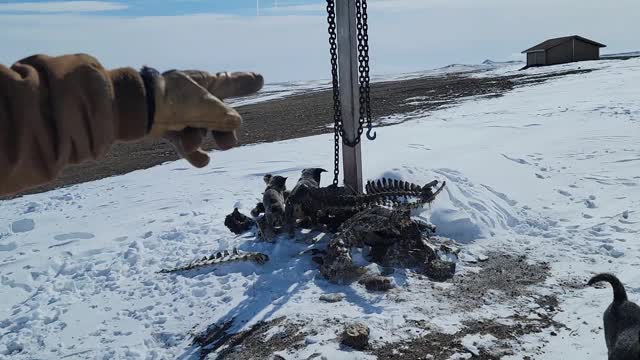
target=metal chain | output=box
[354,0,366,142]
[326,0,342,186]
[359,0,376,140]
[326,0,376,186]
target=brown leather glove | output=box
[148,69,263,167]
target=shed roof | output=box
[522,35,606,53]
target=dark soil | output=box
[6,68,594,199]
[371,309,563,360]
[371,254,564,360]
[447,252,551,310]
[193,316,307,360]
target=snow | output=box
[601,51,640,58]
[1,58,640,359]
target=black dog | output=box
[588,273,640,359]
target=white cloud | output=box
[264,3,324,13]
[0,1,127,13]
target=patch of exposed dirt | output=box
[372,309,564,359]
[5,68,594,199]
[193,316,307,360]
[371,254,564,359]
[447,252,551,310]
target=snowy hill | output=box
[1,58,640,359]
[601,51,640,59]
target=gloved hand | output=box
[148,69,264,168]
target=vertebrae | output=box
[307,178,446,213]
[158,248,269,273]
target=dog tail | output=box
[588,273,628,303]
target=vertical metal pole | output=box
[336,0,363,194]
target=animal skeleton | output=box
[285,176,446,235]
[158,248,269,274]
[218,170,449,283]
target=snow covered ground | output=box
[601,51,640,58]
[1,57,640,359]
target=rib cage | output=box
[306,178,445,212]
[361,178,443,209]
[362,179,442,209]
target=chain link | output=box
[326,0,341,186]
[360,0,376,140]
[355,0,375,141]
[326,0,376,186]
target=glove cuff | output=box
[108,67,150,141]
[140,66,160,134]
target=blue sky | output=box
[0,0,324,16]
[1,0,638,82]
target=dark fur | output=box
[588,273,640,360]
[255,174,289,241]
[284,168,327,236]
[298,168,327,187]
[251,175,289,218]
[263,175,287,225]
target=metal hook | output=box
[366,127,377,140]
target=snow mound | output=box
[421,168,526,243]
[429,205,486,243]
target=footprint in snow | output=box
[192,288,207,298]
[407,144,431,151]
[10,219,35,233]
[48,240,78,248]
[557,190,572,197]
[0,276,33,292]
[23,202,41,214]
[54,232,95,241]
[600,244,625,258]
[50,193,74,202]
[501,154,530,165]
[0,242,18,252]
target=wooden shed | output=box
[522,35,606,67]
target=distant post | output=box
[335,0,363,194]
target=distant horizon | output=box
[1,0,638,83]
